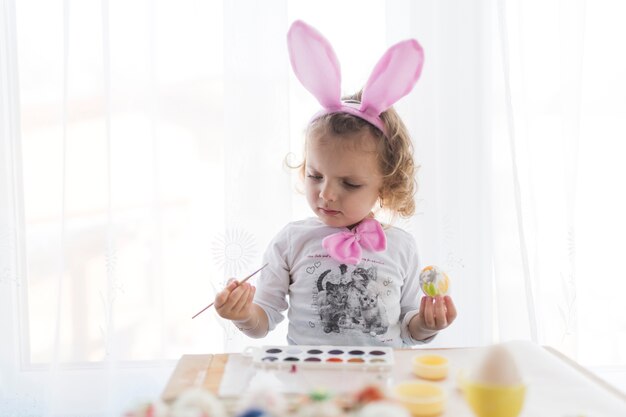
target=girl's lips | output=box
[320,208,340,216]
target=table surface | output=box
[162,353,228,402]
[161,344,626,416]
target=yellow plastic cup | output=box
[461,379,526,417]
[393,381,445,417]
[412,354,449,380]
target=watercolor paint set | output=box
[245,345,394,371]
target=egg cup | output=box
[392,381,445,417]
[412,354,449,380]
[458,372,526,417]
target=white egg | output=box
[472,344,522,385]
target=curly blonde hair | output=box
[291,91,417,218]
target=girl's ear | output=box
[360,40,424,116]
[376,188,384,208]
[287,20,342,109]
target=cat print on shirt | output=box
[315,264,388,336]
[359,292,388,335]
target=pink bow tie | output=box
[322,218,387,265]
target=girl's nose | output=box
[319,181,337,202]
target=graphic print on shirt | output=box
[315,264,389,336]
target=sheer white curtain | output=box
[3,0,235,415]
[2,0,625,415]
[384,0,494,349]
[1,0,28,411]
[493,0,626,386]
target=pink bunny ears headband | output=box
[287,20,425,137]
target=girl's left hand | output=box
[410,295,457,340]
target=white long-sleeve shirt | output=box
[254,217,431,347]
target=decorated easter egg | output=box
[419,265,450,297]
[236,387,287,416]
[236,409,270,417]
[170,388,227,417]
[353,384,386,404]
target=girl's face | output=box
[305,132,383,228]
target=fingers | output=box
[232,283,254,312]
[214,282,234,308]
[444,295,457,323]
[422,296,436,328]
[247,285,256,306]
[227,282,249,307]
[419,295,427,316]
[215,278,256,321]
[434,296,448,328]
[214,279,238,308]
[420,296,453,330]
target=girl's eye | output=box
[344,182,361,189]
[307,174,322,180]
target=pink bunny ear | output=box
[360,39,424,116]
[287,20,342,109]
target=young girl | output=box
[214,21,456,347]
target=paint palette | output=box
[245,345,394,371]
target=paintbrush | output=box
[191,263,269,319]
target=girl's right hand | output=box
[214,278,256,322]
